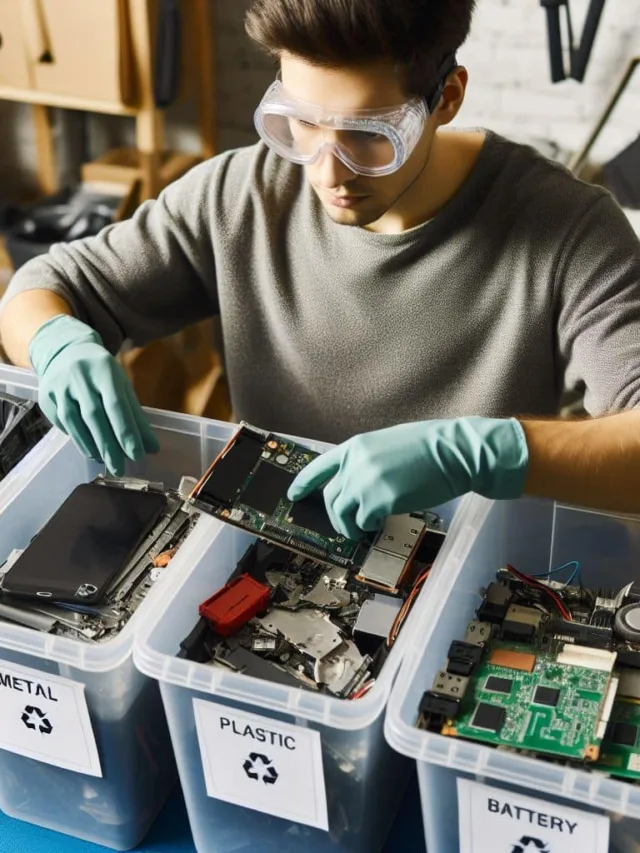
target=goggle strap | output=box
[425,53,458,113]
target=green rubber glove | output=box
[29,315,159,476]
[287,417,528,540]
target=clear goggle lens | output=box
[261,113,398,171]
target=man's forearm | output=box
[519,409,640,512]
[0,290,73,367]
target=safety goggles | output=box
[254,56,456,177]
[253,80,427,177]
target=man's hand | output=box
[287,417,529,540]
[29,315,159,476]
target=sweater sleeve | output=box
[554,191,640,415]
[1,158,220,354]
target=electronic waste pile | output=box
[178,423,448,699]
[417,561,640,781]
[0,420,447,702]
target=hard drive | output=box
[0,483,167,604]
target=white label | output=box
[458,779,609,853]
[0,660,102,777]
[193,699,329,831]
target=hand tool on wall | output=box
[540,0,606,83]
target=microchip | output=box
[485,675,513,694]
[199,429,264,506]
[471,702,506,733]
[289,489,337,538]
[489,649,536,673]
[610,722,638,747]
[238,463,296,516]
[533,686,561,707]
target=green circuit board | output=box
[598,699,640,780]
[193,425,366,568]
[444,643,612,761]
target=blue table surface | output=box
[0,773,426,853]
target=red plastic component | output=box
[199,574,271,637]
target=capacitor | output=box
[276,454,289,465]
[615,602,640,642]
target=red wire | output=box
[349,681,374,700]
[505,563,572,621]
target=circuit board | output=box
[191,424,369,568]
[599,699,640,780]
[416,565,640,776]
[442,643,612,761]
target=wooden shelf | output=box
[82,147,201,185]
[0,85,138,116]
[0,0,215,200]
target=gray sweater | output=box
[5,132,640,443]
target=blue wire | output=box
[533,560,581,586]
[565,564,581,586]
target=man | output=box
[1,0,640,542]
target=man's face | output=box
[280,54,439,228]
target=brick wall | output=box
[1,0,638,196]
[454,0,640,162]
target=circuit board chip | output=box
[471,703,506,733]
[611,723,638,747]
[533,686,561,707]
[288,490,337,538]
[199,428,264,507]
[485,675,513,694]
[239,462,295,516]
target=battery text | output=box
[488,797,577,834]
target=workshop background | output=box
[1,0,639,416]
[0,3,639,853]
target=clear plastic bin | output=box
[133,484,472,853]
[384,494,640,853]
[0,409,237,850]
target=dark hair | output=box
[245,0,476,97]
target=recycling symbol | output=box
[21,705,53,735]
[510,837,550,853]
[243,752,278,785]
